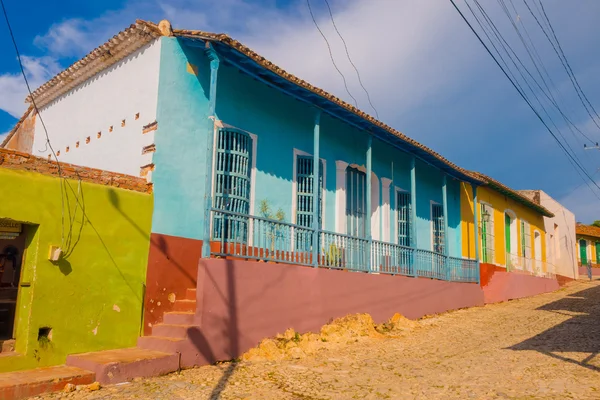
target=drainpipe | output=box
[442,175,450,280]
[366,136,372,272]
[312,110,321,268]
[472,183,481,284]
[410,156,417,277]
[201,43,221,259]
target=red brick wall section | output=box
[0,148,152,193]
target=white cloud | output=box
[0,56,61,118]
[34,19,95,57]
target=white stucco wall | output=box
[32,39,161,177]
[538,191,578,279]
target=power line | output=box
[321,0,379,119]
[449,0,600,203]
[1,0,67,246]
[498,0,597,147]
[538,0,600,127]
[466,0,600,198]
[306,0,358,108]
[523,0,600,133]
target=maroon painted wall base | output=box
[578,266,600,277]
[179,258,484,365]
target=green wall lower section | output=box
[0,168,152,372]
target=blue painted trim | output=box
[312,110,321,268]
[201,44,221,258]
[180,38,481,185]
[410,157,417,278]
[442,174,450,280]
[366,136,372,272]
[472,183,481,285]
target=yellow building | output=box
[461,172,554,275]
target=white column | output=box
[371,173,380,241]
[335,160,349,234]
[381,178,392,243]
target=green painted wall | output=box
[0,168,152,372]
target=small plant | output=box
[292,332,301,343]
[259,200,286,257]
[324,243,342,267]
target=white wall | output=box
[538,191,578,279]
[32,39,162,177]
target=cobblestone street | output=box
[35,280,600,399]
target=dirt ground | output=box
[34,279,600,399]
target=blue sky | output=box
[1,0,600,222]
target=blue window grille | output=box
[432,203,445,254]
[295,156,323,251]
[346,166,367,238]
[213,128,253,241]
[397,191,411,247]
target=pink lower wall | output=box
[578,266,600,277]
[190,259,484,364]
[482,271,560,304]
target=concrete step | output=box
[185,288,196,300]
[0,365,95,400]
[163,311,195,325]
[67,347,179,385]
[152,324,200,339]
[172,299,196,312]
[137,336,184,354]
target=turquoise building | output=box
[150,30,481,281]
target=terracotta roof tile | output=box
[576,224,600,238]
[468,171,554,217]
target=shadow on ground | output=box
[509,282,600,372]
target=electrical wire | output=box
[523,0,600,132]
[467,0,594,181]
[1,0,66,246]
[321,0,379,119]
[306,0,358,108]
[469,0,600,193]
[450,0,600,202]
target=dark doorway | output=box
[0,221,27,346]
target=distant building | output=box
[519,190,578,280]
[575,223,600,267]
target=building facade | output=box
[461,174,552,277]
[519,190,578,279]
[0,19,574,379]
[575,224,600,267]
[0,149,153,372]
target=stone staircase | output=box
[67,288,201,384]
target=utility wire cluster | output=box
[450,0,600,202]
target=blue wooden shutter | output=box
[296,156,323,228]
[397,191,411,247]
[346,166,367,237]
[213,128,252,240]
[432,203,445,253]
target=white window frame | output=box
[334,161,380,240]
[430,200,443,253]
[479,201,495,264]
[211,120,258,244]
[291,148,327,230]
[395,187,411,246]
